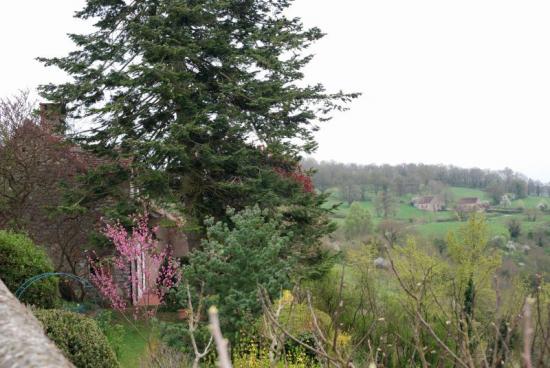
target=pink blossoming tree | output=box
[88,212,181,316]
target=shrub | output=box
[257,301,333,346]
[433,238,447,254]
[526,208,540,222]
[233,341,317,368]
[277,303,332,337]
[183,206,294,336]
[34,309,119,368]
[0,230,59,307]
[160,319,212,356]
[531,226,549,247]
[488,235,507,250]
[507,218,522,239]
[343,202,373,240]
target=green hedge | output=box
[34,309,119,368]
[0,230,59,307]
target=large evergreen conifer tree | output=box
[39,0,357,270]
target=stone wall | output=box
[0,278,73,368]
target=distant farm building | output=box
[456,197,489,212]
[412,196,444,212]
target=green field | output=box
[327,187,550,239]
[511,196,549,209]
[449,187,487,199]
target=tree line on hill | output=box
[303,158,549,204]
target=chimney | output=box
[39,103,66,134]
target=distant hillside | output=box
[303,158,549,205]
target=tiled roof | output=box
[416,196,435,205]
[458,197,479,204]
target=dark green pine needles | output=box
[39,0,358,274]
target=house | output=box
[39,103,191,306]
[455,197,489,212]
[412,195,444,212]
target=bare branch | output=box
[208,306,233,368]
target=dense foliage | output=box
[0,230,59,308]
[258,299,332,340]
[182,206,295,335]
[39,0,356,247]
[294,214,529,367]
[34,309,119,368]
[343,203,372,240]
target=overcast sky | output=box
[1,1,550,181]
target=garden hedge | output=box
[34,309,119,368]
[0,230,59,307]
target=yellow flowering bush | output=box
[233,338,317,368]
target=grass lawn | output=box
[511,196,549,209]
[415,217,508,238]
[449,187,488,200]
[114,311,179,368]
[119,322,149,368]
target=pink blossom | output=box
[88,254,127,311]
[88,212,182,314]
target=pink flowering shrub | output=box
[88,260,127,310]
[88,213,182,312]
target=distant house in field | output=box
[456,197,489,212]
[412,196,445,212]
[412,196,444,212]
